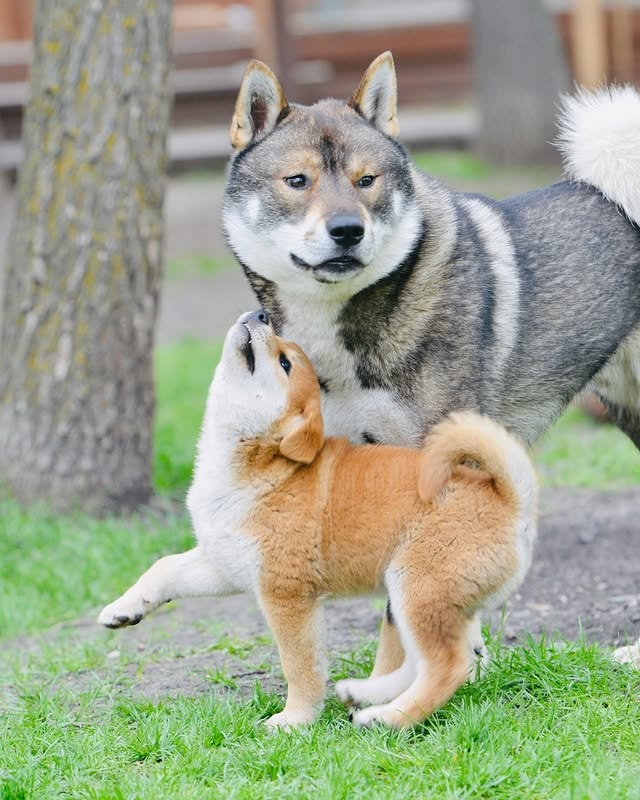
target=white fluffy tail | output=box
[556,86,640,226]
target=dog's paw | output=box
[613,642,640,668]
[351,703,399,728]
[263,709,316,731]
[98,595,146,629]
[335,678,371,708]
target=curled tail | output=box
[418,411,537,520]
[556,86,640,227]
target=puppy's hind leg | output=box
[370,601,406,677]
[336,658,415,708]
[99,547,226,628]
[466,613,490,680]
[352,576,474,729]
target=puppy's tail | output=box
[418,412,537,519]
[556,86,640,227]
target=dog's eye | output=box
[279,353,292,375]
[284,175,308,190]
[356,175,376,188]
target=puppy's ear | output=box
[348,51,399,138]
[280,406,324,465]
[230,60,290,150]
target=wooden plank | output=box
[611,1,634,82]
[572,0,607,87]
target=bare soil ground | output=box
[7,484,638,705]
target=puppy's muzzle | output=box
[238,308,271,328]
[235,309,273,374]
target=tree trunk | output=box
[0,0,173,513]
[470,0,570,164]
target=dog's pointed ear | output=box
[230,60,290,150]
[280,405,324,465]
[348,51,399,138]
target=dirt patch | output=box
[5,486,638,705]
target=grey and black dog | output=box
[223,52,640,670]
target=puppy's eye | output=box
[356,175,376,188]
[279,353,292,375]
[284,175,309,190]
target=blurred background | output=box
[0,0,638,173]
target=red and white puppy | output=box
[99,311,538,729]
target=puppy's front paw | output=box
[98,595,146,629]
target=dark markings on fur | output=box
[320,134,338,173]
[318,377,330,393]
[598,396,640,449]
[473,646,483,657]
[362,431,378,444]
[236,259,286,333]
[385,600,394,625]
[250,94,269,136]
[497,181,640,418]
[401,200,494,410]
[371,161,415,222]
[275,105,291,125]
[370,90,381,124]
[338,223,428,390]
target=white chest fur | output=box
[186,425,261,594]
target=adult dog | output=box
[222,53,640,671]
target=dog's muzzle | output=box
[290,253,365,281]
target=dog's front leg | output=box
[261,594,327,729]
[98,546,233,628]
[370,602,406,677]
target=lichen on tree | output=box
[0,0,174,513]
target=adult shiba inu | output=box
[100,311,538,729]
[222,53,640,671]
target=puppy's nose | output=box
[327,214,365,248]
[239,308,270,326]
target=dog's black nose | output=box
[327,215,365,248]
[239,308,270,326]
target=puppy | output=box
[99,311,538,729]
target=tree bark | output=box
[0,0,173,513]
[470,0,570,164]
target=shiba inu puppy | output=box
[99,312,538,729]
[222,53,640,671]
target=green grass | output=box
[153,338,221,494]
[0,501,193,639]
[1,637,639,799]
[1,337,639,798]
[412,150,495,181]
[165,253,235,280]
[534,407,640,489]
